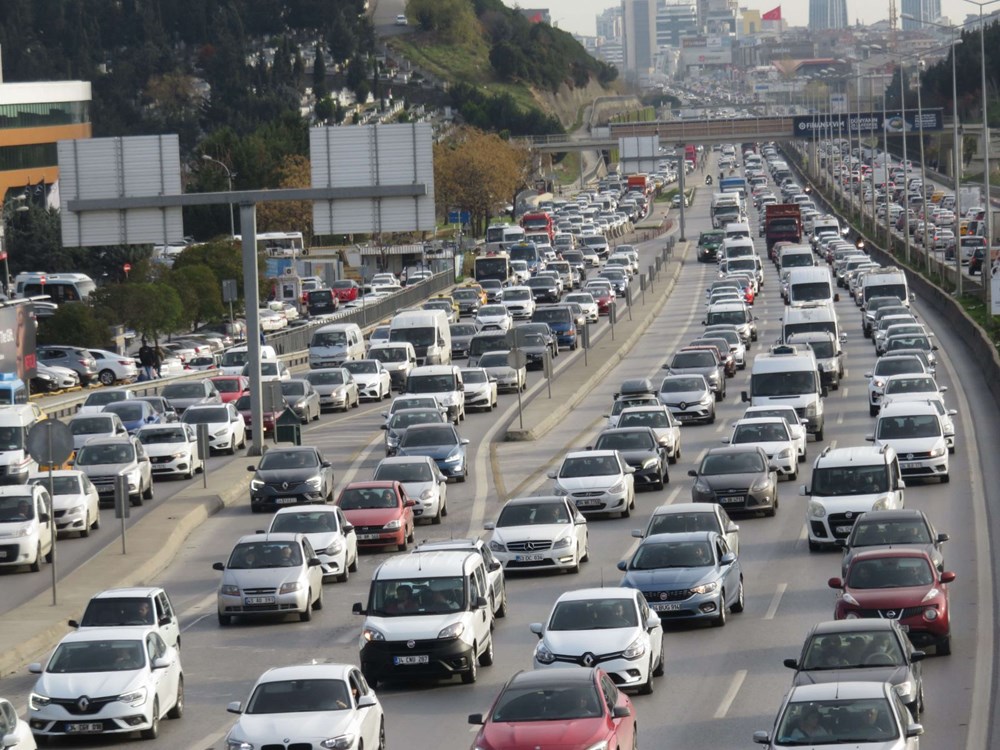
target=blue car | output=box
[531,307,578,350]
[101,400,161,434]
[617,531,744,626]
[395,423,469,481]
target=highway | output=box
[0,154,993,749]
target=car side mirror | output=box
[645,614,660,630]
[352,602,365,615]
[783,658,799,669]
[752,731,771,745]
[152,656,172,670]
[158,615,171,627]
[720,552,736,565]
[911,650,926,662]
[820,385,829,398]
[356,693,378,708]
[612,705,631,719]
[833,293,840,302]
[631,529,644,539]
[864,434,875,442]
[246,465,256,472]
[468,713,484,726]
[827,577,843,589]
[940,571,956,583]
[546,470,557,479]
[835,539,848,548]
[308,558,321,567]
[798,484,808,496]
[475,596,489,610]
[906,724,924,738]
[226,701,242,714]
[38,512,50,523]
[529,622,544,637]
[616,560,627,571]
[212,562,225,571]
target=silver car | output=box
[72,435,154,507]
[304,368,360,412]
[658,374,716,424]
[477,350,526,393]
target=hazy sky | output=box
[504,1,979,37]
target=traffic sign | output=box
[123,263,132,273]
[509,349,527,370]
[448,210,471,225]
[26,420,74,467]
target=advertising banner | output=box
[0,304,36,380]
[792,109,943,136]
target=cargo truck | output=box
[764,204,803,252]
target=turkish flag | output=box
[762,6,781,21]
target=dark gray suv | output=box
[36,346,98,386]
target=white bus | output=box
[233,231,306,257]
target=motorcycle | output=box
[705,175,713,186]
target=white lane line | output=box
[338,432,385,488]
[714,418,728,433]
[763,583,788,621]
[180,592,220,632]
[713,669,747,719]
[795,524,807,550]
[836,413,844,425]
[664,486,682,506]
[190,726,230,750]
[841,387,849,399]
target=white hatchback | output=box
[28,470,100,538]
[136,423,204,479]
[181,404,246,455]
[725,417,798,480]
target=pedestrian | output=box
[138,339,153,380]
[152,344,163,378]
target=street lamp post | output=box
[0,194,28,297]
[201,154,237,238]
[915,59,932,273]
[899,59,912,264]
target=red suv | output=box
[336,480,415,552]
[829,548,955,655]
[330,279,360,302]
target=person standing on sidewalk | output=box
[138,340,154,380]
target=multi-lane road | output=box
[0,154,995,749]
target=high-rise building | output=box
[809,0,848,30]
[597,7,624,40]
[900,0,943,29]
[658,2,699,47]
[622,0,658,73]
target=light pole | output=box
[915,59,932,273]
[0,195,28,297]
[201,154,237,238]
[898,59,912,264]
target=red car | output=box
[336,480,415,551]
[469,667,636,750]
[589,287,614,315]
[330,279,360,303]
[209,375,249,404]
[234,393,282,436]
[829,548,955,655]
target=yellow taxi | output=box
[462,283,488,305]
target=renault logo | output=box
[679,402,688,410]
[282,481,290,490]
[581,652,595,667]
[407,640,416,649]
[77,696,90,712]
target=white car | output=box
[741,405,808,463]
[475,304,513,332]
[725,417,798,480]
[868,401,950,483]
[395,13,408,25]
[0,695,36,749]
[68,413,128,452]
[136,423,204,479]
[865,355,929,416]
[881,375,956,451]
[258,308,287,331]
[181,403,247,455]
[343,359,392,400]
[563,292,599,322]
[500,287,535,320]
[549,450,636,517]
[617,405,681,463]
[243,360,291,382]
[0,484,53,572]
[371,272,398,286]
[477,350,526,393]
[267,505,359,583]
[77,388,136,415]
[225,663,384,750]
[510,260,531,284]
[88,349,139,387]
[28,470,100,538]
[28,626,183,741]
[461,367,498,411]
[372,455,448,524]
[485,495,589,573]
[530,587,663,694]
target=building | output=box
[698,0,737,33]
[658,2,699,47]
[622,0,658,74]
[809,0,848,30]
[900,0,942,29]
[0,64,91,203]
[597,6,624,41]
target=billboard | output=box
[792,109,943,136]
[0,304,36,381]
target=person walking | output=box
[138,340,154,380]
[152,344,163,378]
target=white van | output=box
[721,237,756,267]
[724,221,752,241]
[219,344,278,375]
[405,365,465,423]
[742,344,826,440]
[0,484,53,572]
[352,550,494,687]
[777,245,816,274]
[786,267,836,307]
[15,272,96,302]
[861,268,911,308]
[309,323,365,369]
[781,302,844,345]
[389,310,451,367]
[0,405,41,484]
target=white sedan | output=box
[224,663,383,750]
[28,626,184,741]
[0,695,36,749]
[563,292,599,323]
[741,405,808,463]
[343,360,392,400]
[530,587,663,694]
[725,417,798,480]
[28,470,100,538]
[267,506,359,583]
[181,404,247,455]
[136,423,204,479]
[485,495,589,573]
[548,450,636,517]
[88,349,139,386]
[475,304,513,332]
[258,308,287,331]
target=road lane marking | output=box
[190,726,230,750]
[338,432,385,488]
[664,486,682,505]
[714,669,747,718]
[763,583,788,620]
[180,592,220,632]
[836,413,844,425]
[841,387,849,398]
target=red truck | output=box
[520,212,554,243]
[627,174,651,196]
[764,204,802,252]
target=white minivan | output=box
[0,483,53,572]
[405,365,465,423]
[0,405,41,485]
[309,323,365,369]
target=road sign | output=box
[222,279,238,303]
[26,420,74,467]
[509,349,527,370]
[448,210,471,225]
[123,263,132,273]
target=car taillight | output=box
[118,360,132,366]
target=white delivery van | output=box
[724,221,752,241]
[352,550,494,687]
[742,344,826,440]
[777,245,816,274]
[811,215,841,240]
[405,365,466,423]
[721,236,756,266]
[309,323,365,369]
[0,483,53,572]
[861,268,911,308]
[220,344,277,375]
[786,267,837,306]
[781,302,844,345]
[389,310,451,366]
[0,405,41,484]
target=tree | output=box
[312,42,327,99]
[36,304,109,348]
[255,154,312,237]
[169,264,225,329]
[90,282,183,342]
[315,95,335,123]
[171,239,247,301]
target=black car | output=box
[592,426,668,490]
[688,445,778,516]
[526,276,559,303]
[514,322,558,359]
[135,396,179,422]
[837,509,949,576]
[36,345,98,386]
[783,619,925,719]
[517,332,549,369]
[247,446,336,512]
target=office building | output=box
[658,2,699,47]
[900,0,942,29]
[597,7,624,41]
[809,0,848,30]
[622,0,658,73]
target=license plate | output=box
[515,554,545,562]
[576,498,602,507]
[67,723,103,733]
[652,602,681,612]
[274,497,297,505]
[0,550,6,559]
[357,534,380,541]
[900,461,920,468]
[393,655,429,665]
[719,496,744,505]
[245,596,275,605]
[835,525,854,534]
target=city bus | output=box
[474,251,511,284]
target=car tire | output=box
[167,676,184,719]
[496,589,508,618]
[941,473,950,484]
[140,699,160,740]
[814,426,824,442]
[218,613,231,626]
[431,504,443,525]
[300,595,313,622]
[377,720,386,750]
[30,544,42,573]
[92,512,101,531]
[638,658,655,695]
[131,493,143,507]
[712,592,727,627]
[869,403,879,417]
[620,499,631,519]
[808,539,822,553]
[581,537,590,563]
[398,536,408,552]
[143,481,154,500]
[313,587,324,610]
[653,646,665,677]
[707,409,716,425]
[462,648,478,684]
[99,369,116,386]
[937,635,951,656]
[457,469,467,483]
[731,578,745,613]
[336,565,349,583]
[479,636,495,666]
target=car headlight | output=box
[439,393,457,406]
[693,480,711,494]
[169,451,187,461]
[534,641,556,664]
[871,495,893,511]
[842,592,860,607]
[895,680,915,699]
[305,477,323,489]
[443,450,463,463]
[622,636,646,660]
[804,403,817,417]
[250,478,264,492]
[552,484,569,496]
[552,536,573,549]
[213,429,228,439]
[641,457,659,470]
[921,587,941,603]
[609,480,627,494]
[362,627,385,642]
[29,692,50,710]
[420,489,434,500]
[751,477,772,492]
[700,393,714,405]
[691,581,719,595]
[584,742,610,750]
[227,740,254,750]
[808,500,827,518]
[929,445,946,458]
[383,519,401,530]
[776,449,791,459]
[386,433,399,446]
[325,539,345,555]
[333,387,346,398]
[438,622,465,640]
[278,581,302,594]
[118,687,148,706]
[221,584,240,596]
[873,378,885,388]
[489,539,506,552]
[321,735,356,750]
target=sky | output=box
[503,1,979,38]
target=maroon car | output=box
[331,279,360,303]
[829,548,955,655]
[336,480,415,552]
[234,393,282,437]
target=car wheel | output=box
[479,636,494,666]
[80,511,91,538]
[620,498,631,519]
[167,676,184,719]
[731,577,745,613]
[653,646,665,677]
[432,503,443,525]
[92,511,100,531]
[336,564,349,584]
[300,595,313,622]
[937,635,951,656]
[814,426,824,442]
[140,699,160,739]
[341,400,350,413]
[398,536,408,552]
[218,613,231,626]
[349,551,359,573]
[638,657,655,695]
[228,438,236,456]
[29,544,42,573]
[581,536,590,563]
[98,369,116,386]
[461,647,479,684]
[808,539,822,553]
[143,481,154,500]
[707,409,716,425]
[496,589,508,618]
[313,586,324,610]
[940,473,950,483]
[457,469,467,483]
[131,493,143,507]
[712,592,727,627]
[869,403,879,417]
[377,720,386,750]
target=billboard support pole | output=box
[241,203,265,456]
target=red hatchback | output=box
[210,375,249,404]
[469,667,636,750]
[331,279,360,302]
[336,480,415,552]
[829,548,955,655]
[234,393,282,436]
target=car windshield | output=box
[850,520,932,546]
[660,377,705,393]
[847,557,934,589]
[887,336,932,352]
[221,350,249,367]
[368,576,466,616]
[259,450,319,470]
[811,466,889,496]
[496,502,571,527]
[479,305,507,317]
[344,361,377,375]
[505,290,531,301]
[706,310,747,325]
[885,377,937,394]
[306,370,346,386]
[566,294,594,304]
[648,511,718,535]
[400,426,456,448]
[732,422,789,443]
[47,640,146,673]
[801,632,906,670]
[182,407,229,424]
[30,476,80,496]
[227,541,302,569]
[75,443,135,466]
[451,324,477,337]
[281,382,307,397]
[162,383,205,398]
[491,683,603,722]
[462,370,488,384]
[246,679,352,713]
[374,462,433,483]
[670,351,716,368]
[559,455,620,478]
[454,290,479,301]
[752,371,816,397]
[71,417,114,435]
[391,397,438,413]
[339,487,399,510]
[138,428,187,445]
[104,403,145,421]
[876,415,941,439]
[270,510,340,534]
[0,494,34,521]
[390,410,443,429]
[618,411,669,430]
[548,598,638,631]
[313,331,347,346]
[212,379,242,393]
[595,431,655,451]
[699,452,765,475]
[79,597,154,627]
[532,309,568,323]
[806,340,835,358]
[631,540,714,570]
[478,353,509,368]
[774,698,899,745]
[407,375,455,393]
[371,348,407,363]
[84,391,127,406]
[874,358,922,376]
